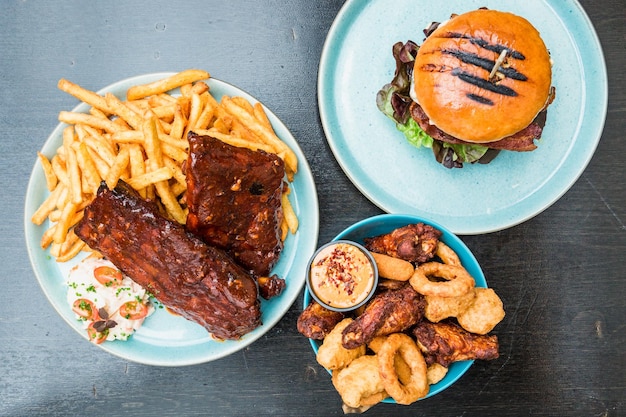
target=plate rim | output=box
[24,72,320,366]
[317,0,608,235]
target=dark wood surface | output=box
[1,1,625,416]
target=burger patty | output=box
[409,101,549,152]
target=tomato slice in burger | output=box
[86,322,109,344]
[119,301,149,320]
[93,265,123,287]
[72,298,99,321]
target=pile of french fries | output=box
[31,69,299,262]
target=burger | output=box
[376,8,556,168]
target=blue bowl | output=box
[303,213,487,401]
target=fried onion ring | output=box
[436,241,462,266]
[409,262,475,298]
[377,333,429,405]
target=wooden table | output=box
[1,1,624,416]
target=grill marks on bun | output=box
[412,9,553,144]
[441,36,529,105]
[451,68,518,99]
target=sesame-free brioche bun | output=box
[412,9,552,143]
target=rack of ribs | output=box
[74,181,261,340]
[185,132,285,277]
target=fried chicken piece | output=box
[363,223,441,264]
[297,300,345,340]
[413,320,499,367]
[341,285,425,349]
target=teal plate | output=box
[304,214,488,402]
[24,73,319,366]
[318,0,607,235]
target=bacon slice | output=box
[74,181,261,340]
[409,102,548,152]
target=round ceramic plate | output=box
[318,0,607,234]
[304,214,488,401]
[24,73,319,366]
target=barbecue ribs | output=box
[185,132,285,277]
[74,181,261,340]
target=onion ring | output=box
[409,262,475,298]
[436,241,461,266]
[377,333,429,405]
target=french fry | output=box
[195,129,276,153]
[75,142,101,195]
[221,96,298,175]
[126,69,210,100]
[56,239,86,263]
[58,111,124,133]
[126,166,173,190]
[37,152,58,191]
[281,189,298,234]
[52,201,79,245]
[35,69,299,262]
[84,135,116,167]
[189,81,209,95]
[170,103,188,140]
[184,93,204,139]
[143,116,186,223]
[57,78,112,114]
[105,145,130,189]
[104,92,143,130]
[40,224,56,249]
[32,184,65,226]
[194,100,216,130]
[63,129,83,205]
[253,102,273,130]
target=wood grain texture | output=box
[1,0,624,416]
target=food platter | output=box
[318,0,607,235]
[303,214,489,402]
[24,73,319,366]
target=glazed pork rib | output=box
[185,132,285,277]
[74,181,261,340]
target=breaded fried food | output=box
[317,318,365,370]
[457,287,505,335]
[331,355,387,409]
[297,300,345,340]
[368,336,412,386]
[427,363,448,385]
[424,289,477,322]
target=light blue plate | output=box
[24,73,319,366]
[318,0,607,235]
[304,214,488,401]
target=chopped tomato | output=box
[119,301,149,320]
[87,322,109,344]
[93,265,123,287]
[72,298,99,321]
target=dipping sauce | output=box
[308,241,377,311]
[66,258,155,344]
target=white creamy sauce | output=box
[66,258,154,343]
